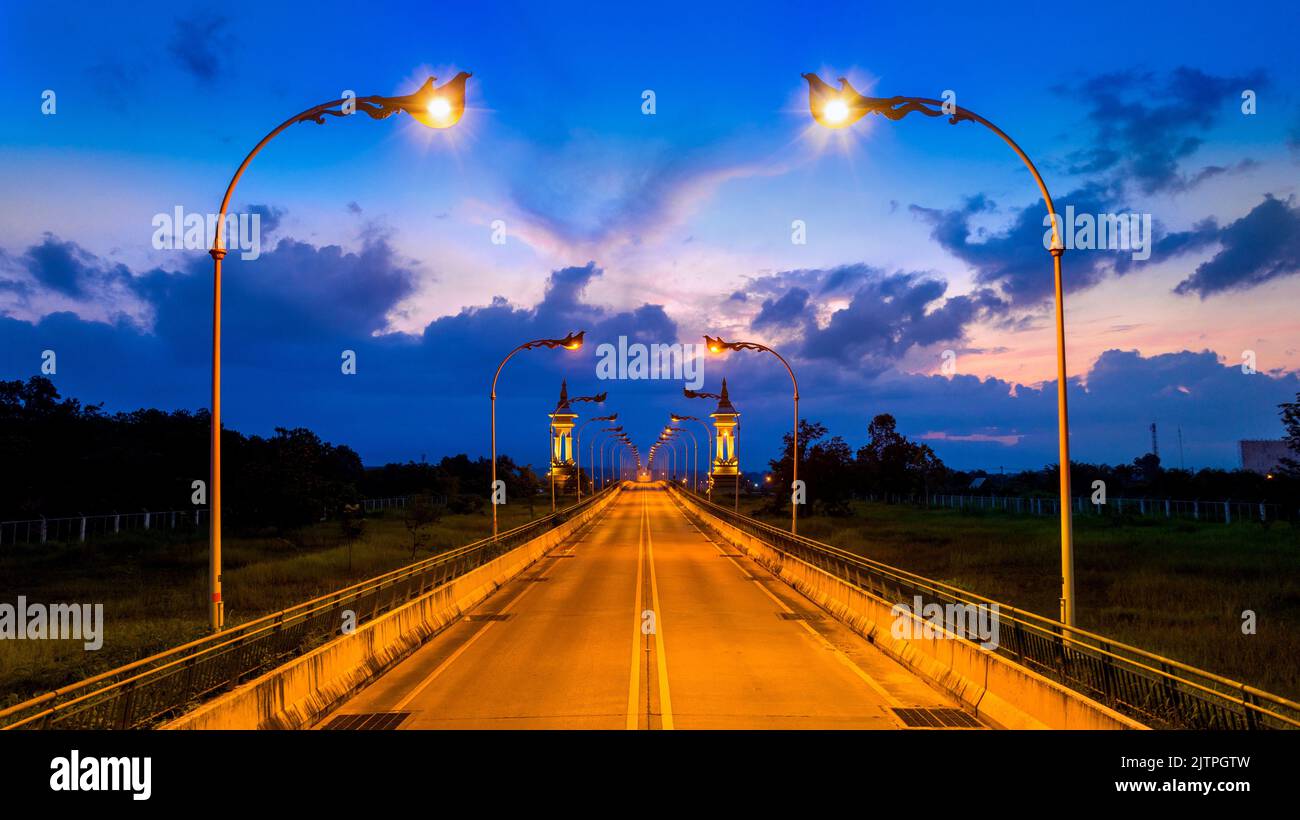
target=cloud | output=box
[793,347,1299,470]
[246,204,287,236]
[910,183,1126,307]
[1059,67,1266,194]
[1162,195,1300,298]
[168,13,236,82]
[470,138,797,263]
[752,287,811,330]
[738,264,1006,369]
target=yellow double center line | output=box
[627,489,674,729]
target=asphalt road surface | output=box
[320,485,981,729]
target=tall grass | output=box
[741,498,1300,700]
[0,501,547,707]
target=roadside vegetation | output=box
[736,494,1300,701]
[0,499,558,708]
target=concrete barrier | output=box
[670,490,1145,730]
[166,488,622,730]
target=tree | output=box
[855,413,945,498]
[338,503,365,571]
[403,494,442,559]
[766,420,856,515]
[1280,393,1300,477]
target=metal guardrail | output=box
[0,496,421,546]
[916,493,1292,524]
[668,484,1300,730]
[0,485,618,730]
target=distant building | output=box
[1239,440,1292,474]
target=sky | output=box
[1,0,1299,473]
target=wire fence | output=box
[0,496,421,547]
[861,492,1295,524]
[670,483,1300,730]
[0,484,619,730]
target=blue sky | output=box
[2,0,1298,472]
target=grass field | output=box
[4,489,1298,709]
[0,498,554,708]
[734,496,1300,701]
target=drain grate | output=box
[466,613,513,622]
[324,711,411,730]
[779,612,823,622]
[892,708,983,728]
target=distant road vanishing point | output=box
[319,485,979,730]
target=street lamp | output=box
[664,425,694,490]
[607,428,628,487]
[576,413,617,501]
[491,331,584,538]
[586,421,617,489]
[671,414,710,491]
[803,72,1077,627]
[204,73,471,632]
[704,335,800,534]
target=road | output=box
[320,485,982,729]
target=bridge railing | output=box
[668,484,1300,730]
[0,485,617,730]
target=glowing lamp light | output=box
[822,98,849,124]
[801,73,870,129]
[407,72,471,129]
[427,97,452,120]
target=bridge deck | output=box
[320,486,980,729]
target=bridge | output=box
[319,485,967,730]
[3,482,1297,732]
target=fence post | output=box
[1193,501,1198,520]
[40,516,47,544]
[1224,501,1230,524]
[114,513,120,533]
[1259,502,1266,522]
[1165,499,1170,518]
[80,516,87,543]
[143,510,151,530]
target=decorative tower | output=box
[709,378,740,497]
[549,380,579,492]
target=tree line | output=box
[763,407,1300,516]
[0,377,541,530]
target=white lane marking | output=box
[672,499,908,716]
[389,502,615,713]
[644,492,674,730]
[626,492,646,730]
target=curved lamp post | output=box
[664,425,694,489]
[803,73,1075,626]
[205,73,471,632]
[587,423,617,489]
[704,335,800,533]
[598,428,624,488]
[490,331,584,538]
[575,412,616,501]
[671,413,712,491]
